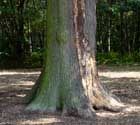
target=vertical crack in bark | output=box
[73,0,94,100]
[73,0,123,111]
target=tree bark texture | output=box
[26,0,123,118]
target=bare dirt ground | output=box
[0,66,140,125]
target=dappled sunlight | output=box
[96,105,140,118]
[130,99,139,103]
[0,72,39,94]
[124,105,140,113]
[0,84,11,89]
[99,71,140,79]
[0,69,140,124]
[19,117,61,125]
[96,112,122,118]
[100,79,113,84]
[11,81,35,86]
[94,69,140,120]
[16,94,26,98]
[0,71,40,76]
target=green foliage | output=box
[0,0,46,68]
[96,0,140,66]
[0,51,43,69]
[97,52,140,65]
[24,51,43,68]
[1,0,140,68]
[97,52,120,65]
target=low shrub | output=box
[97,52,140,65]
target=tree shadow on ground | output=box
[0,70,140,125]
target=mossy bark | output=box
[26,0,123,118]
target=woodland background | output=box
[0,0,140,68]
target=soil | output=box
[0,66,140,125]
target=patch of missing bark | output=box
[73,0,124,112]
[73,0,97,101]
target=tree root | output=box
[91,90,125,112]
[62,106,96,119]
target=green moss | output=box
[57,31,69,44]
[27,0,82,112]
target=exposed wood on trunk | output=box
[73,0,123,112]
[26,0,124,118]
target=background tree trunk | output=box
[26,0,123,118]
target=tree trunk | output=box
[26,0,123,118]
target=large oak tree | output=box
[26,0,123,118]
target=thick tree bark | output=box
[26,0,123,118]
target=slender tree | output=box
[26,0,123,118]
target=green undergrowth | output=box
[1,51,140,69]
[97,52,140,66]
[0,51,43,69]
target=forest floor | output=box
[0,66,140,125]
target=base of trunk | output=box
[91,80,124,112]
[26,76,124,118]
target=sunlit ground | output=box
[0,66,140,124]
[19,117,61,125]
[100,71,140,78]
